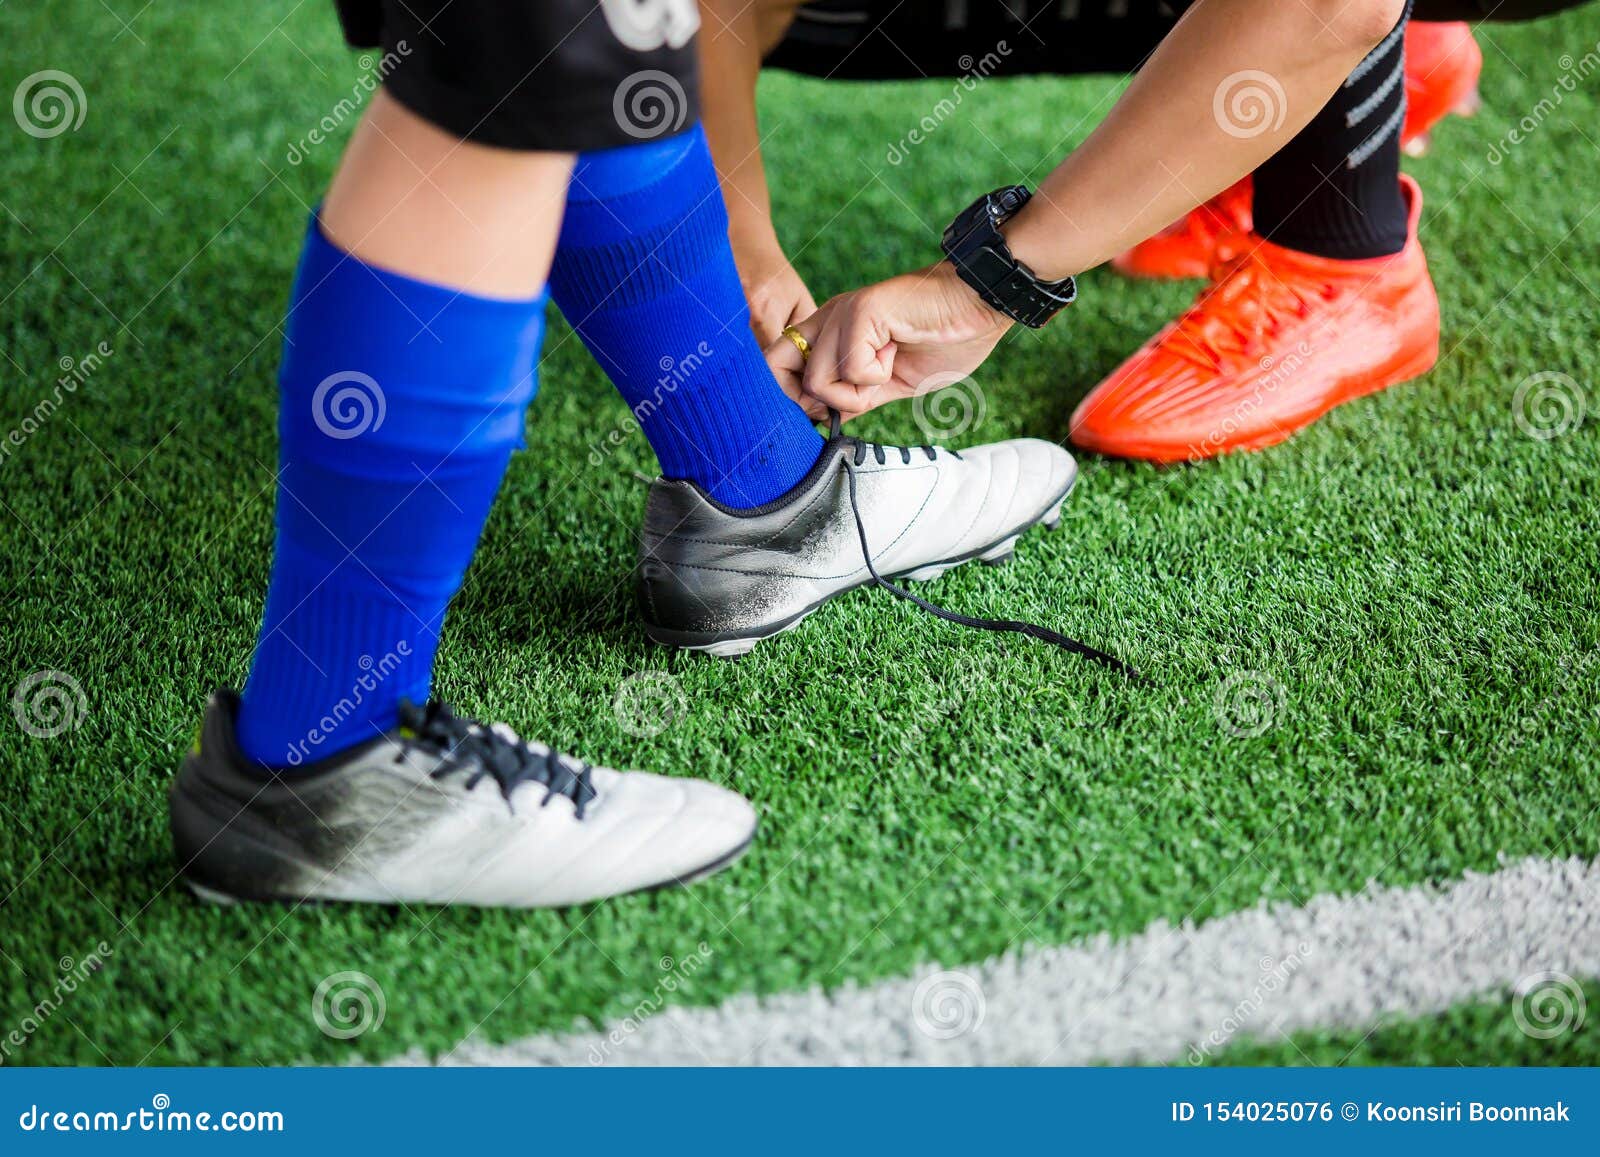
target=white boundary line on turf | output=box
[389,854,1600,1066]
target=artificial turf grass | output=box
[1203,978,1600,1067]
[2,2,1598,1065]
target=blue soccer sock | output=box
[236,217,545,769]
[550,126,822,508]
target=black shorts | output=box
[763,0,1594,80]
[763,0,1186,81]
[335,0,701,152]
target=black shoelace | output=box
[832,412,1141,680]
[399,700,597,818]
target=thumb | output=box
[765,309,832,422]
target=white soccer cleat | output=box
[638,420,1085,657]
[170,693,757,907]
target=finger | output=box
[804,368,911,419]
[786,286,818,330]
[764,318,831,422]
[800,303,846,403]
[839,339,898,415]
[766,343,829,421]
[768,358,803,409]
[764,329,807,380]
[751,308,784,349]
[801,299,896,415]
[796,392,831,423]
[835,296,893,391]
[801,374,873,416]
[791,298,834,342]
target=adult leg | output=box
[1252,1,1417,260]
[1072,1,1444,462]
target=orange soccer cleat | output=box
[1072,175,1438,463]
[1110,176,1254,282]
[1112,23,1482,282]
[1402,20,1484,156]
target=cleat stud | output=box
[703,638,758,658]
[185,880,239,906]
[979,535,1020,565]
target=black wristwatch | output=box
[941,185,1076,329]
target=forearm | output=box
[1002,0,1406,280]
[696,0,786,252]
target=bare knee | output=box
[1309,0,1408,52]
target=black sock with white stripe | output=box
[1252,0,1414,260]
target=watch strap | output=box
[941,186,1076,328]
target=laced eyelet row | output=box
[399,700,597,818]
[850,441,938,467]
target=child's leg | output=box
[550,127,824,509]
[178,1,759,910]
[235,91,566,767]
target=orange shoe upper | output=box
[1404,21,1483,143]
[1110,177,1253,281]
[1114,23,1480,282]
[1072,176,1438,462]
